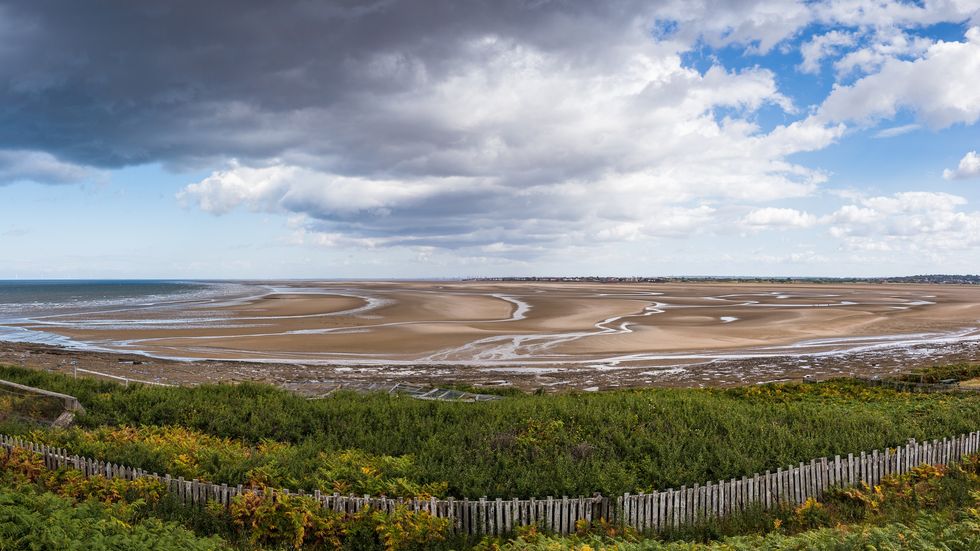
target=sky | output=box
[1,0,979,279]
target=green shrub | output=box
[25,424,447,498]
[221,490,451,550]
[0,483,227,550]
[474,514,980,550]
[3,365,980,499]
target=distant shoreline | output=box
[466,274,980,285]
[1,274,978,285]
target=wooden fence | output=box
[0,378,84,427]
[859,376,979,394]
[0,378,84,413]
[2,431,979,535]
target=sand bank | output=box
[3,282,975,373]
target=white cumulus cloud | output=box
[819,27,980,129]
[943,150,980,180]
[828,191,980,252]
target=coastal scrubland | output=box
[1,363,979,549]
[3,364,980,498]
[478,456,980,549]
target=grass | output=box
[1,364,979,499]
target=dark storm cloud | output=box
[0,0,645,170]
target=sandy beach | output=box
[1,281,977,389]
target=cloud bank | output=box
[1,0,979,266]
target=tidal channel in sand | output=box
[1,281,978,390]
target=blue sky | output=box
[0,1,979,278]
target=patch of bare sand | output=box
[135,324,491,358]
[230,294,366,317]
[556,308,890,354]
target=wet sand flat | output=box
[8,281,979,372]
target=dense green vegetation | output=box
[0,447,227,550]
[0,486,227,551]
[5,438,980,550]
[8,438,980,550]
[3,363,980,549]
[477,455,980,549]
[21,424,449,498]
[0,446,454,550]
[480,513,980,549]
[2,364,980,499]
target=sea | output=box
[0,280,254,348]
